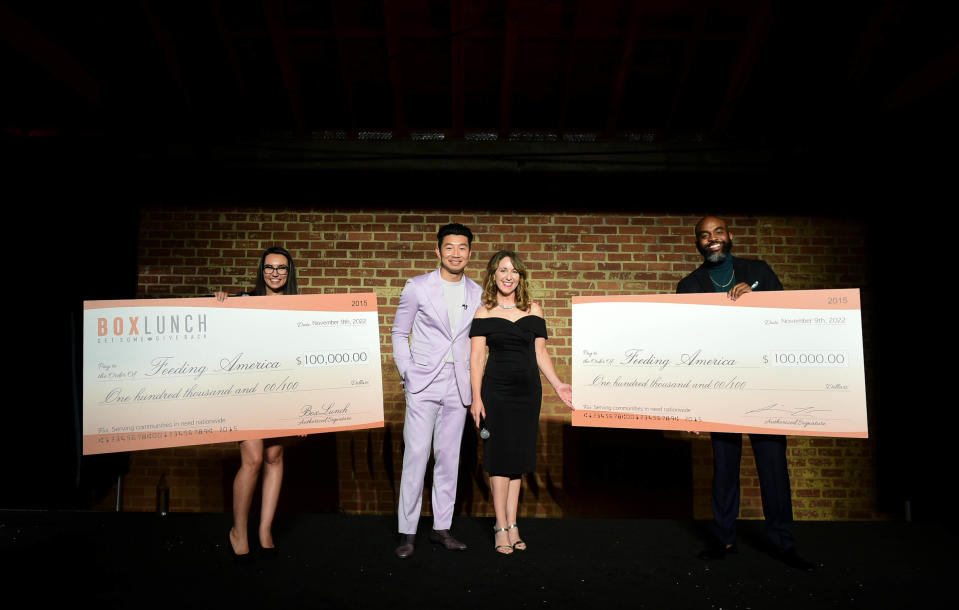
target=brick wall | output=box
[104,207,883,522]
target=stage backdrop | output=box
[94,207,881,522]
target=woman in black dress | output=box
[216,246,299,559]
[469,250,573,555]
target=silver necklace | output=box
[498,303,517,309]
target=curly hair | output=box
[481,250,531,312]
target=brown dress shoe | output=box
[395,534,416,558]
[428,529,467,550]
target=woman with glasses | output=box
[216,246,299,560]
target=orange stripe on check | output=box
[571,410,866,438]
[84,293,378,312]
[573,288,860,310]
[82,421,385,455]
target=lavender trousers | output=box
[397,363,468,534]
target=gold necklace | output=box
[709,269,735,289]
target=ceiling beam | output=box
[383,0,409,136]
[885,41,959,111]
[848,0,895,88]
[138,0,192,110]
[262,0,306,135]
[330,1,357,133]
[711,4,773,136]
[0,4,102,106]
[558,0,584,133]
[499,0,520,137]
[450,0,466,137]
[604,2,645,137]
[664,7,708,135]
[209,0,249,99]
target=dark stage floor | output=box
[1,510,949,609]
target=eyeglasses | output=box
[263,265,290,276]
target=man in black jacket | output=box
[677,215,814,571]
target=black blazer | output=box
[676,257,783,294]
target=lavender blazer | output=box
[391,269,483,405]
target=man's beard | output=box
[698,238,733,264]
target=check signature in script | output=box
[744,404,832,419]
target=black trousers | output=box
[710,432,795,551]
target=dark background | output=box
[3,0,954,519]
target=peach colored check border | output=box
[572,412,867,438]
[85,292,378,312]
[573,288,860,310]
[83,292,382,454]
[83,423,385,454]
[572,289,867,437]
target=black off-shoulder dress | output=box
[469,315,547,475]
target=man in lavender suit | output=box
[392,223,482,558]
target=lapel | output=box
[693,265,713,293]
[732,257,748,286]
[427,270,453,337]
[459,278,481,335]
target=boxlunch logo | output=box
[95,313,209,343]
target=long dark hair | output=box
[252,246,299,296]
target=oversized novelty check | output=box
[572,289,867,437]
[83,293,384,454]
